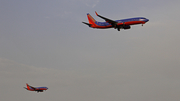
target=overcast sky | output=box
[0,0,180,101]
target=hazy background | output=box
[0,0,180,101]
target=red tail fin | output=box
[26,83,31,90]
[87,13,97,27]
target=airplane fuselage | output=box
[92,17,149,29]
[28,87,48,91]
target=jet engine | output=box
[123,25,131,29]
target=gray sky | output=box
[0,0,180,101]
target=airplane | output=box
[82,11,149,31]
[24,83,48,93]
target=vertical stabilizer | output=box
[26,83,31,90]
[87,13,97,27]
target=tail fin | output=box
[87,13,97,27]
[26,83,31,90]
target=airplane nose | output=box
[145,19,149,22]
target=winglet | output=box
[95,11,98,16]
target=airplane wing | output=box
[29,85,37,90]
[95,11,118,27]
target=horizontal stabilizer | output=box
[24,87,27,90]
[82,22,92,27]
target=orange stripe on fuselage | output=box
[95,25,112,28]
[123,21,145,25]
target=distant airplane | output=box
[24,83,48,93]
[82,11,149,31]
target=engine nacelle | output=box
[123,25,131,29]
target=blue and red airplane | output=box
[24,83,48,93]
[82,11,149,31]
